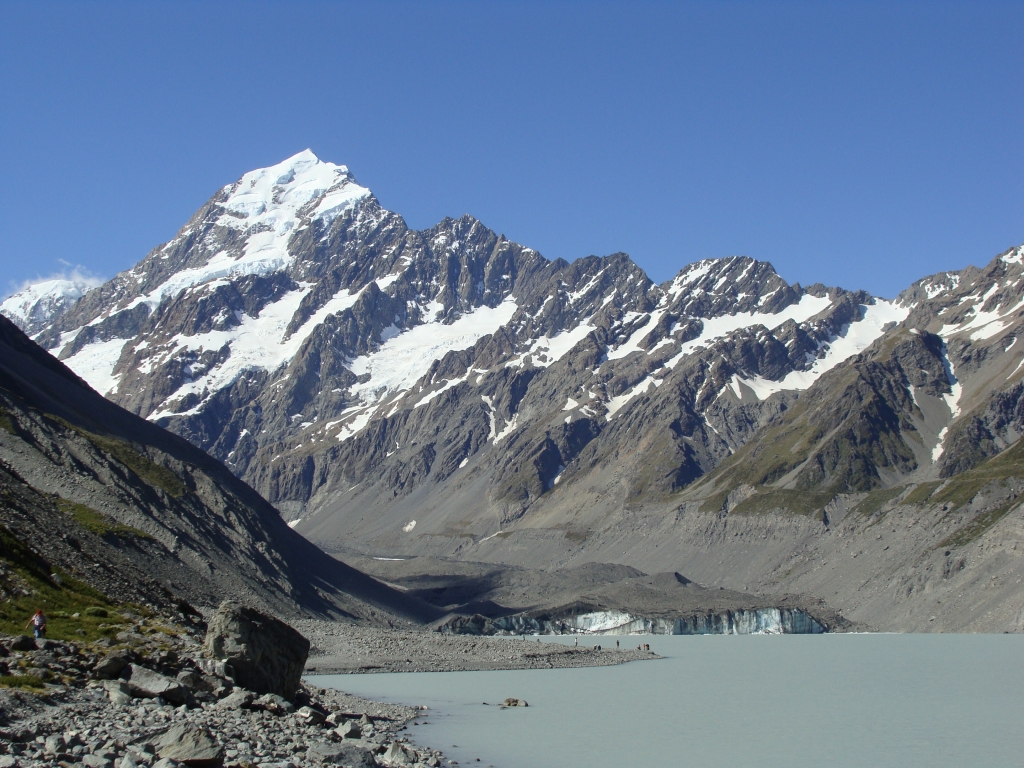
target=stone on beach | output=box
[254,692,296,715]
[121,663,190,705]
[296,705,327,725]
[93,650,133,679]
[152,723,224,767]
[306,742,377,766]
[102,679,133,705]
[214,689,254,709]
[382,741,415,766]
[81,755,114,768]
[44,734,66,754]
[336,719,362,739]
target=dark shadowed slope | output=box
[0,315,439,623]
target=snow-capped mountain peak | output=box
[76,151,378,325]
[0,276,100,335]
[217,149,369,230]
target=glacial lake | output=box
[311,634,1024,768]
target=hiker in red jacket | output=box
[25,609,46,639]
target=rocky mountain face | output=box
[0,314,436,624]
[19,150,1024,630]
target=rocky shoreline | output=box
[0,610,657,768]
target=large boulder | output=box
[202,601,310,699]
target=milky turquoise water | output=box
[311,634,1024,768]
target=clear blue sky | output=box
[1,1,1021,300]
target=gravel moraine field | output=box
[297,620,659,674]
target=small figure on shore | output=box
[616,640,620,648]
[574,636,578,647]
[25,609,46,639]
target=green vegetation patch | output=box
[933,439,1024,509]
[729,489,835,519]
[925,439,1024,548]
[741,425,817,487]
[939,500,1019,550]
[698,488,732,514]
[854,486,907,519]
[0,524,130,642]
[46,416,186,498]
[0,675,46,690]
[55,498,152,540]
[0,405,15,435]
[902,481,942,506]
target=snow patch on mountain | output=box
[64,337,130,396]
[667,260,715,295]
[415,375,469,409]
[141,284,362,420]
[506,320,595,369]
[1001,246,1024,266]
[940,294,1024,342]
[218,149,368,229]
[713,299,910,402]
[493,413,519,444]
[675,294,832,359]
[348,297,517,405]
[606,376,662,418]
[607,309,668,360]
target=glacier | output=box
[441,607,825,636]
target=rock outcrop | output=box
[202,601,310,699]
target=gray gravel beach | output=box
[298,620,659,674]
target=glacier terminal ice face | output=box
[439,608,826,636]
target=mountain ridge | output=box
[8,150,1024,630]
